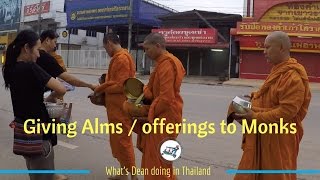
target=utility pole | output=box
[228,33,232,80]
[37,0,43,34]
[18,0,24,32]
[127,0,133,52]
[67,29,71,68]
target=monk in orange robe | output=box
[50,50,67,72]
[50,49,71,101]
[227,31,311,180]
[136,32,186,180]
[94,33,137,180]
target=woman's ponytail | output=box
[2,30,39,89]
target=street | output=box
[0,73,319,180]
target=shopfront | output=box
[152,28,229,76]
[154,10,241,78]
[233,0,320,82]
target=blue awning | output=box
[65,0,174,29]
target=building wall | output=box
[21,0,104,50]
[237,0,320,82]
[56,28,104,50]
[240,50,320,82]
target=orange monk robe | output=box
[50,51,67,72]
[227,58,311,180]
[140,51,185,180]
[95,48,137,171]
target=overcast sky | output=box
[153,0,245,15]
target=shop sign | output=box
[24,1,50,16]
[152,28,218,44]
[236,22,320,37]
[238,36,320,53]
[260,2,320,23]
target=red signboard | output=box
[152,28,218,45]
[253,0,312,21]
[238,36,320,53]
[24,1,50,16]
[236,22,320,37]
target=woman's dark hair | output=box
[2,29,40,89]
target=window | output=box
[48,24,57,30]
[69,28,78,35]
[86,30,97,37]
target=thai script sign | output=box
[66,0,141,28]
[238,36,320,53]
[24,1,50,16]
[260,2,320,23]
[74,6,130,21]
[152,28,218,44]
[237,22,320,37]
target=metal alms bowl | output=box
[124,78,144,100]
[232,96,252,114]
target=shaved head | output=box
[144,32,166,48]
[143,32,167,61]
[264,31,291,65]
[103,33,120,45]
[266,31,291,52]
[102,33,122,57]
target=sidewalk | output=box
[67,67,220,85]
[67,68,320,92]
[223,78,320,92]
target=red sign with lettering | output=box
[236,22,320,37]
[152,28,218,45]
[238,36,320,53]
[24,1,50,16]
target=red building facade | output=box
[232,0,320,82]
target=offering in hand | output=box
[232,96,252,114]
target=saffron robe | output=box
[95,48,136,171]
[50,51,67,72]
[139,51,185,180]
[228,58,311,180]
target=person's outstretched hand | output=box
[89,84,98,91]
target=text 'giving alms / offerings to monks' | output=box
[22,117,297,139]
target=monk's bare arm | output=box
[94,81,108,94]
[253,72,306,123]
[143,85,153,100]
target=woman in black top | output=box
[2,30,66,180]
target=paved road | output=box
[0,73,319,180]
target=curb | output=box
[67,69,320,92]
[222,82,320,92]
